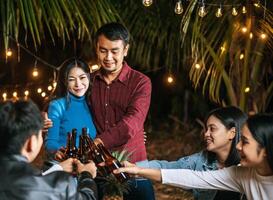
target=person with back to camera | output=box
[115,113,273,200]
[90,22,155,200]
[0,100,97,200]
[136,106,247,200]
[44,59,97,157]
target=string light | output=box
[2,93,7,101]
[198,2,207,18]
[140,1,268,19]
[32,60,39,77]
[167,75,174,84]
[2,38,58,101]
[13,91,17,98]
[241,27,247,33]
[254,1,261,7]
[195,63,201,69]
[242,6,247,14]
[215,5,223,18]
[41,92,46,97]
[174,0,183,15]
[240,54,244,60]
[6,48,12,57]
[53,81,57,88]
[90,64,100,72]
[249,32,253,39]
[142,0,152,7]
[24,90,29,96]
[47,85,53,91]
[244,87,250,93]
[260,33,267,40]
[37,88,42,93]
[232,7,238,16]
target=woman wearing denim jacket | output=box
[137,106,247,200]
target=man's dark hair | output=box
[0,100,43,156]
[95,22,130,45]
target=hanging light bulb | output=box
[6,48,12,57]
[142,0,152,7]
[13,91,17,98]
[41,92,46,97]
[215,6,223,18]
[254,1,261,7]
[244,87,250,93]
[242,6,247,14]
[166,75,174,84]
[53,81,57,88]
[195,63,201,69]
[232,7,238,16]
[241,26,247,33]
[37,88,42,94]
[260,33,267,40]
[47,85,53,91]
[91,64,99,72]
[174,0,183,15]
[24,90,29,96]
[32,60,39,77]
[198,4,207,18]
[32,68,38,77]
[2,93,7,101]
[249,32,253,39]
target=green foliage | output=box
[0,0,120,50]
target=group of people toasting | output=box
[0,22,272,200]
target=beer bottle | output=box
[64,130,78,176]
[71,128,78,158]
[79,128,108,177]
[64,132,74,158]
[96,143,129,183]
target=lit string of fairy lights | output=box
[142,0,270,89]
[1,38,58,101]
[142,0,267,17]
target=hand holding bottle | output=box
[59,158,75,173]
[75,160,97,178]
[54,147,66,161]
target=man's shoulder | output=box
[126,65,151,83]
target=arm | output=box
[114,164,162,182]
[161,166,241,192]
[136,152,200,169]
[77,171,98,199]
[98,77,152,149]
[45,100,63,151]
[115,165,241,193]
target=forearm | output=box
[137,168,162,182]
[78,171,98,199]
[161,167,240,192]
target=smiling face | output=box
[236,125,266,168]
[67,67,89,97]
[204,115,235,154]
[96,34,129,73]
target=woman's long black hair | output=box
[247,114,273,171]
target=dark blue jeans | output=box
[96,177,155,200]
[124,178,155,200]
